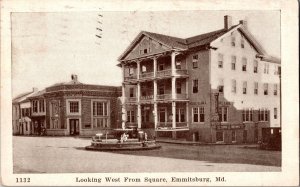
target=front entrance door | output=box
[243,130,248,143]
[158,108,167,127]
[69,119,79,135]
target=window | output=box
[219,107,228,122]
[254,82,258,95]
[142,110,150,122]
[192,55,198,61]
[92,101,108,116]
[231,56,236,70]
[218,53,223,68]
[242,108,253,122]
[193,79,198,93]
[193,107,205,123]
[158,84,165,95]
[39,100,44,112]
[274,84,278,95]
[176,81,181,94]
[243,81,247,94]
[231,37,236,47]
[242,57,247,71]
[264,63,269,74]
[264,83,268,95]
[69,101,79,113]
[142,65,147,72]
[176,61,181,69]
[50,100,61,129]
[258,109,269,121]
[129,88,134,97]
[158,63,164,71]
[232,131,236,142]
[143,48,148,54]
[231,79,236,93]
[92,101,109,128]
[216,131,224,142]
[218,79,224,93]
[127,111,135,123]
[176,108,185,122]
[32,100,38,113]
[192,55,198,69]
[241,36,245,48]
[129,67,134,76]
[253,60,258,73]
[274,108,278,119]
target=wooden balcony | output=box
[126,97,137,103]
[124,75,137,82]
[156,122,188,130]
[139,72,154,79]
[156,69,172,78]
[157,94,172,100]
[176,93,188,100]
[175,69,188,76]
[140,95,154,101]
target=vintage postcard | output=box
[1,0,299,186]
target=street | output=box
[13,136,281,173]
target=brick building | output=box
[13,75,122,136]
[118,15,280,143]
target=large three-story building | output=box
[118,15,280,143]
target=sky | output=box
[11,10,280,97]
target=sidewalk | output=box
[156,138,259,146]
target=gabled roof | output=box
[186,26,236,48]
[13,90,36,104]
[27,89,46,99]
[118,23,277,63]
[48,79,83,87]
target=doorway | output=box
[158,108,167,127]
[69,119,79,135]
[243,130,248,143]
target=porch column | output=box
[186,78,189,99]
[172,101,176,128]
[137,82,141,128]
[154,102,158,129]
[153,57,157,77]
[122,63,125,82]
[137,61,140,80]
[137,104,141,129]
[172,77,176,99]
[171,51,176,76]
[154,80,157,101]
[121,83,126,129]
[186,102,189,127]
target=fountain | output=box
[85,126,161,151]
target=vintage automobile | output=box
[85,127,161,151]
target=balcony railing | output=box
[140,95,154,101]
[157,122,188,128]
[126,97,137,102]
[139,72,154,79]
[124,75,137,81]
[157,94,172,100]
[176,93,188,100]
[156,69,172,78]
[175,69,188,76]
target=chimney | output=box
[239,20,248,29]
[71,74,78,82]
[32,87,38,92]
[224,15,232,30]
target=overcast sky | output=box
[12,10,280,97]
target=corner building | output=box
[118,15,280,143]
[33,75,122,136]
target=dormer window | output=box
[143,49,148,54]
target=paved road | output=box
[13,136,281,173]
